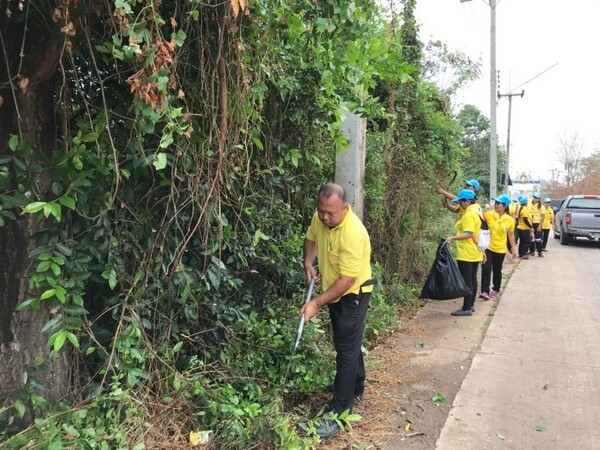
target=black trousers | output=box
[481,249,506,293]
[517,229,531,257]
[328,290,371,414]
[542,228,551,249]
[529,223,543,254]
[457,260,478,311]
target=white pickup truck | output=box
[553,195,600,245]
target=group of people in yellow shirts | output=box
[509,194,555,259]
[436,180,554,316]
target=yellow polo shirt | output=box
[543,206,554,230]
[487,211,515,254]
[529,202,546,224]
[454,204,483,262]
[516,205,532,230]
[305,206,372,299]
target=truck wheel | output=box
[560,232,570,245]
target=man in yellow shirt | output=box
[528,193,546,257]
[302,183,373,438]
[541,197,554,251]
[516,196,534,259]
[444,189,484,316]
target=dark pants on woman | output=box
[529,223,543,255]
[518,229,531,257]
[457,260,478,311]
[542,228,551,249]
[328,290,371,414]
[481,249,506,294]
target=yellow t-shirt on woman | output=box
[487,211,515,254]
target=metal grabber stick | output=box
[283,278,315,387]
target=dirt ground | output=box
[318,294,502,450]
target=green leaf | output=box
[173,341,183,353]
[153,152,168,170]
[82,132,99,143]
[533,425,547,432]
[496,432,506,440]
[40,289,56,300]
[66,332,79,348]
[431,391,446,403]
[8,135,19,151]
[253,137,264,151]
[50,263,61,277]
[16,298,39,311]
[50,203,62,221]
[159,132,173,149]
[85,346,96,355]
[37,260,51,272]
[13,399,26,418]
[22,202,47,214]
[58,196,76,210]
[175,29,186,47]
[51,331,68,352]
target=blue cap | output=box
[544,197,552,203]
[532,192,541,199]
[451,189,477,203]
[493,194,511,206]
[464,179,481,191]
[519,196,528,205]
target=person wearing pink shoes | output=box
[479,194,517,300]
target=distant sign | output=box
[513,171,540,184]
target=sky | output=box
[414,0,600,182]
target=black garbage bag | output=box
[420,239,472,300]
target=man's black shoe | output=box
[315,418,340,439]
[451,309,472,317]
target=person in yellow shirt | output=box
[541,197,554,251]
[516,196,534,259]
[479,194,517,300]
[444,189,484,316]
[302,183,373,438]
[528,193,546,257]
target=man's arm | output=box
[303,238,319,283]
[301,274,356,322]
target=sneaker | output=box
[521,255,529,260]
[542,249,548,252]
[479,292,490,300]
[529,251,535,256]
[490,290,499,298]
[471,306,475,313]
[315,418,340,438]
[451,309,473,317]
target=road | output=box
[436,236,600,449]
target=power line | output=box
[508,62,559,94]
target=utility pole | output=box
[461,0,498,199]
[498,90,524,194]
[489,0,497,200]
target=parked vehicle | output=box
[553,195,600,245]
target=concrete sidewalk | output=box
[436,238,600,449]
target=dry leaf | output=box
[0,95,4,107]
[19,78,29,92]
[170,17,177,28]
[404,422,412,432]
[231,0,239,18]
[177,89,185,99]
[239,0,246,12]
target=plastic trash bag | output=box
[420,239,472,300]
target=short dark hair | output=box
[318,183,346,203]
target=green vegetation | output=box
[0,0,487,447]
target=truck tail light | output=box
[566,211,571,226]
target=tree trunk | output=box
[0,31,70,419]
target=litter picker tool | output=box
[283,278,315,387]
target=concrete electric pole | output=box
[498,90,524,194]
[461,0,498,199]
